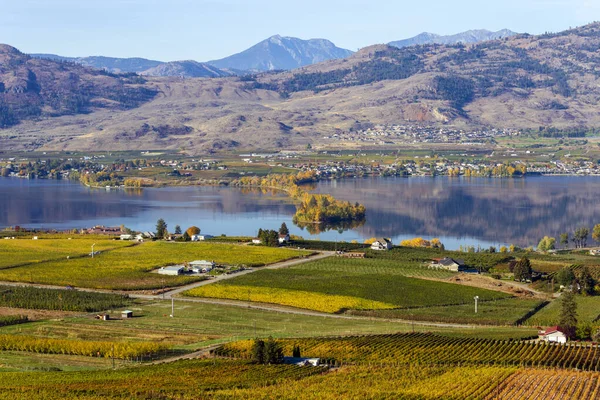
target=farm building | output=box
[158,265,186,276]
[589,249,600,256]
[283,357,321,367]
[431,257,466,272]
[371,238,392,251]
[278,234,290,244]
[121,310,133,319]
[189,260,215,273]
[191,234,214,241]
[252,238,262,244]
[120,234,133,240]
[538,326,568,344]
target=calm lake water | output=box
[2,176,600,249]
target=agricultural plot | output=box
[525,295,600,326]
[0,359,327,400]
[0,285,130,312]
[0,239,131,269]
[185,257,513,314]
[218,332,600,370]
[0,241,309,290]
[349,297,546,325]
[490,368,600,400]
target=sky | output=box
[1,0,599,62]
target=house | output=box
[252,238,262,244]
[283,357,321,367]
[538,326,568,344]
[135,234,145,242]
[121,310,133,319]
[590,249,600,256]
[191,234,214,242]
[432,257,466,272]
[189,260,215,273]
[158,265,186,276]
[120,234,133,240]
[371,238,392,251]
[278,234,290,244]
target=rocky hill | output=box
[0,44,156,130]
[140,61,231,78]
[208,35,354,72]
[388,29,518,48]
[2,23,600,153]
[31,54,163,73]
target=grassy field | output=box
[349,298,546,325]
[0,241,310,290]
[0,351,130,372]
[0,239,132,269]
[184,257,513,314]
[525,295,600,327]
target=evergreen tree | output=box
[559,291,578,339]
[182,231,191,242]
[292,345,301,358]
[279,222,289,236]
[556,267,576,287]
[513,257,532,282]
[174,225,182,235]
[251,339,265,364]
[155,218,167,239]
[577,266,596,296]
[264,336,284,364]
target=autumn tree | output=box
[537,236,556,252]
[186,226,201,236]
[593,224,600,244]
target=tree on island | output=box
[279,222,289,236]
[155,218,167,239]
[174,225,182,235]
[593,224,600,244]
[559,290,578,340]
[560,233,569,249]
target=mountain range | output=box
[31,29,516,77]
[388,29,518,48]
[4,23,600,153]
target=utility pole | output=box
[171,298,174,317]
[91,243,96,258]
[474,296,479,313]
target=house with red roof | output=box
[538,326,568,344]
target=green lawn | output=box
[525,295,600,327]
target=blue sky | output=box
[2,0,599,61]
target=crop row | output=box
[0,334,167,360]
[217,332,600,371]
[0,285,130,311]
[490,368,600,400]
[0,315,28,327]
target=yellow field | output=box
[490,369,600,399]
[0,239,131,269]
[0,241,310,290]
[184,284,397,313]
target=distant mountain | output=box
[31,54,163,73]
[140,60,231,78]
[389,29,518,48]
[208,35,354,72]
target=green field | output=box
[0,241,310,290]
[184,257,515,314]
[525,295,600,327]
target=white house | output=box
[192,234,214,242]
[120,234,133,240]
[538,326,568,344]
[278,234,290,244]
[158,265,186,276]
[589,249,600,256]
[371,238,392,251]
[283,357,321,367]
[189,260,215,273]
[252,238,262,244]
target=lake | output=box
[1,176,600,249]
